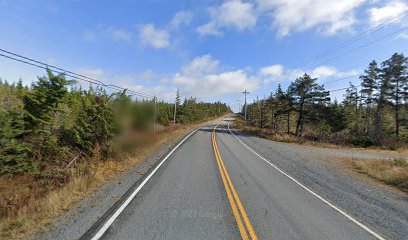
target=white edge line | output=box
[227,121,386,240]
[91,126,204,240]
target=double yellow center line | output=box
[212,123,258,240]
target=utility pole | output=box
[153,96,157,134]
[218,99,220,116]
[242,90,249,125]
[173,101,177,125]
[174,89,179,125]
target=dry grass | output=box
[349,158,408,192]
[232,117,408,193]
[0,122,205,240]
[232,116,408,154]
[232,117,308,145]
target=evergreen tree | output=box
[267,91,277,130]
[382,53,408,139]
[342,83,359,130]
[0,108,34,174]
[374,61,393,138]
[360,60,379,134]
[289,73,329,136]
[23,69,73,135]
[67,93,117,155]
[175,89,181,123]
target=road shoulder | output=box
[229,126,408,240]
[33,126,201,240]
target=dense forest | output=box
[0,70,230,175]
[243,53,408,148]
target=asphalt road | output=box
[88,117,398,240]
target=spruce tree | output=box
[23,69,73,136]
[0,108,34,174]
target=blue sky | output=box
[1,0,407,111]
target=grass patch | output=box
[232,116,408,153]
[351,158,408,192]
[0,121,208,240]
[232,117,323,146]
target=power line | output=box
[321,74,359,85]
[0,48,159,99]
[298,10,408,68]
[312,25,408,67]
[318,49,408,86]
[328,85,361,93]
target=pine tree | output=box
[382,53,408,139]
[267,91,276,130]
[342,83,359,130]
[289,73,329,136]
[360,60,379,134]
[374,61,393,138]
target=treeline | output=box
[244,52,408,147]
[0,70,230,175]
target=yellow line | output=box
[214,136,258,240]
[212,129,249,240]
[212,123,258,240]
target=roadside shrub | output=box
[0,139,34,174]
[65,94,118,155]
[351,135,378,148]
[0,109,35,174]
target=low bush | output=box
[351,135,378,148]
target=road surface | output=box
[82,117,403,240]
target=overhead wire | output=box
[297,10,408,68]
[0,49,161,100]
[312,25,408,68]
[285,11,408,95]
[318,50,408,86]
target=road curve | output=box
[86,117,390,240]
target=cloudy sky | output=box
[0,0,407,111]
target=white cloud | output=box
[170,11,193,30]
[259,64,284,77]
[368,0,408,27]
[312,66,338,78]
[107,28,132,42]
[257,0,366,37]
[259,64,358,84]
[138,11,193,48]
[180,54,220,76]
[197,22,223,36]
[114,74,175,101]
[139,24,170,49]
[197,0,257,36]
[170,54,259,98]
[197,0,369,37]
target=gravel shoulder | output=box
[231,129,408,240]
